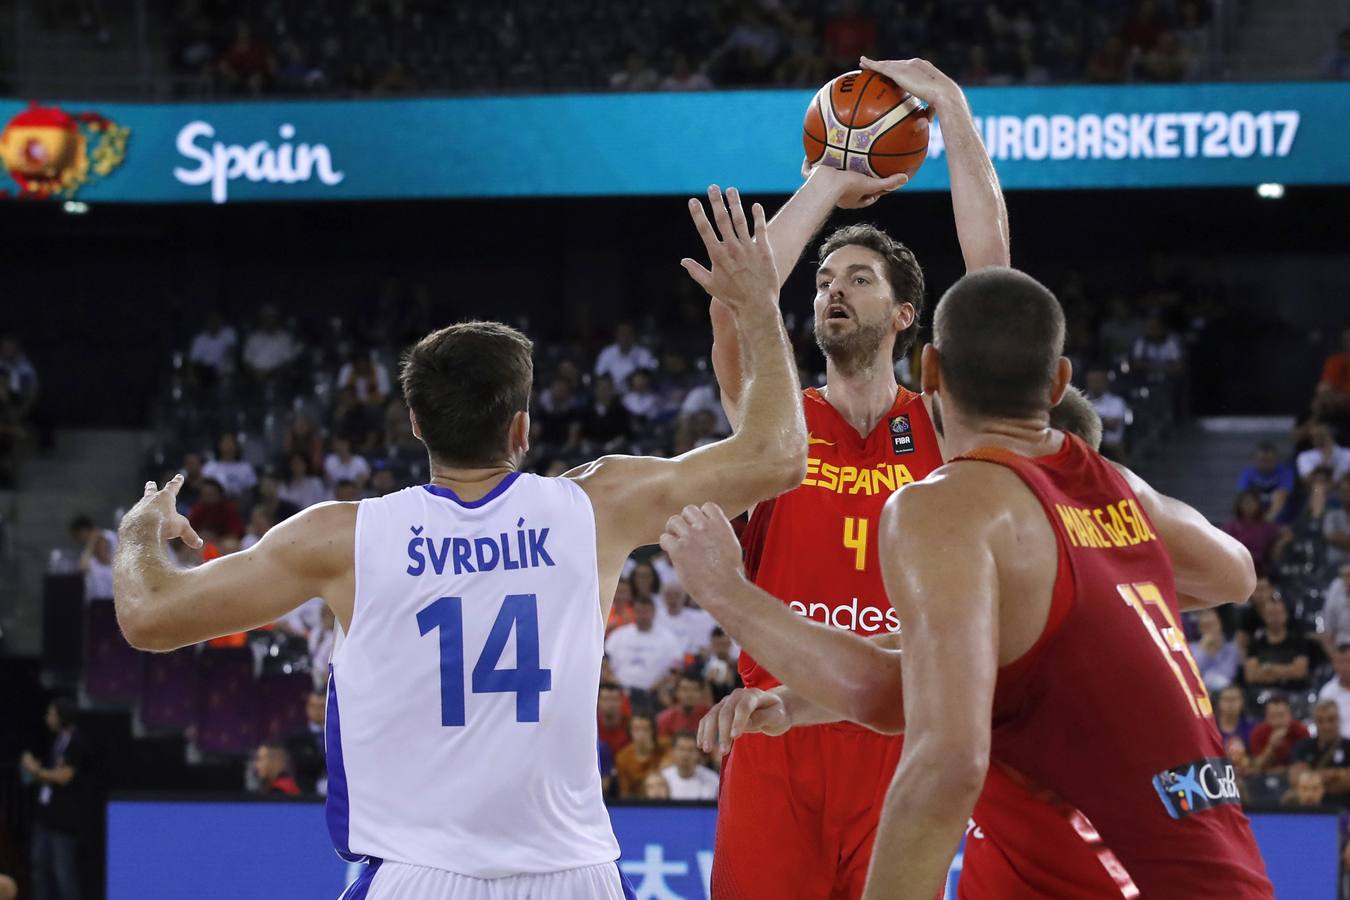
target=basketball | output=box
[803,69,929,180]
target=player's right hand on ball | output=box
[802,160,908,210]
[681,185,779,312]
[698,688,791,757]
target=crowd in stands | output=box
[0,337,39,490]
[1209,328,1350,817]
[160,0,1221,99]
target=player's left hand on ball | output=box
[859,55,963,113]
[804,161,909,210]
[129,474,204,549]
[659,502,744,605]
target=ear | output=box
[893,301,916,334]
[408,408,422,441]
[510,410,531,457]
[920,343,940,395]
[1048,357,1073,407]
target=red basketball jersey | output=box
[739,387,944,689]
[957,435,1273,898]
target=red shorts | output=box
[712,723,903,900]
[960,765,1139,900]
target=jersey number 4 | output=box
[416,594,553,726]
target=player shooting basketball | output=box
[665,269,1275,899]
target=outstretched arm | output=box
[861,56,1009,272]
[661,504,906,747]
[713,167,907,428]
[114,475,353,651]
[1116,465,1258,609]
[574,187,807,581]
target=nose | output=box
[829,284,846,303]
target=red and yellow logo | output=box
[0,102,129,199]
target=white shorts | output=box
[341,859,634,900]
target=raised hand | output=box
[697,688,791,756]
[659,502,745,611]
[128,474,204,549]
[801,159,909,210]
[859,56,964,115]
[681,186,779,312]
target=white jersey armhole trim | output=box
[560,476,606,642]
[333,499,368,667]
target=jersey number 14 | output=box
[416,594,554,726]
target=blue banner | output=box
[3,82,1347,204]
[106,799,1335,899]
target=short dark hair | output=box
[1048,386,1101,450]
[1264,693,1290,709]
[672,730,698,746]
[201,477,225,494]
[598,682,624,695]
[933,268,1065,420]
[399,321,533,467]
[817,223,925,357]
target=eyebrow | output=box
[817,263,879,278]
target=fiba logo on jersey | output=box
[1151,757,1241,820]
[889,414,914,456]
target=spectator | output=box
[336,347,392,409]
[1296,423,1350,484]
[285,690,328,795]
[1326,479,1350,567]
[823,0,877,69]
[615,713,670,798]
[1314,328,1350,413]
[598,683,633,764]
[1214,685,1254,750]
[1222,490,1283,575]
[1131,317,1185,379]
[21,698,86,900]
[582,375,633,450]
[655,583,717,656]
[1174,2,1210,77]
[660,54,713,91]
[609,53,659,91]
[0,335,39,417]
[333,479,362,502]
[218,20,276,95]
[202,432,257,497]
[1320,568,1350,658]
[607,578,637,634]
[309,605,337,690]
[1139,31,1189,82]
[1317,645,1350,745]
[1243,595,1313,698]
[175,451,207,512]
[324,434,371,489]
[188,478,245,542]
[1325,28,1350,80]
[642,771,672,800]
[1289,700,1350,805]
[367,463,400,497]
[1085,35,1129,83]
[1235,442,1295,523]
[281,412,326,475]
[250,741,300,796]
[1189,609,1240,691]
[1249,694,1310,775]
[656,674,712,739]
[187,310,238,383]
[1282,770,1326,808]
[279,452,329,509]
[622,369,661,422]
[1120,0,1167,52]
[630,559,661,603]
[251,470,300,524]
[696,627,743,703]
[240,507,272,550]
[660,732,720,800]
[243,305,300,381]
[536,374,583,449]
[70,514,115,601]
[1083,369,1128,460]
[604,595,685,707]
[1097,298,1144,362]
[594,323,656,391]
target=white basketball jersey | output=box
[325,474,620,878]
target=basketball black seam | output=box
[805,92,827,153]
[826,145,927,157]
[843,70,873,175]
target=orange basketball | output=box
[803,70,929,180]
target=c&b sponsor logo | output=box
[1152,757,1241,820]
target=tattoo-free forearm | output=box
[707,577,903,731]
[729,304,807,471]
[112,512,185,643]
[939,98,1010,270]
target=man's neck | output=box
[428,460,516,502]
[677,765,697,779]
[822,355,899,437]
[1267,625,1287,641]
[936,400,1065,461]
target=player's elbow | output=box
[115,598,176,652]
[739,435,807,496]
